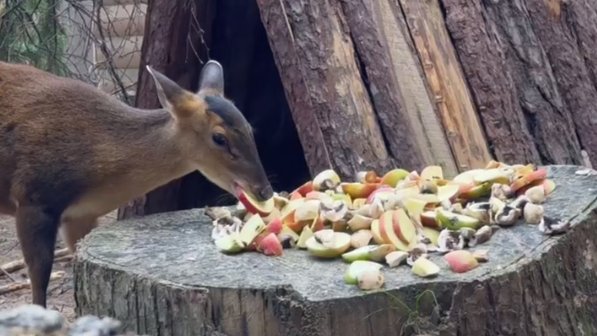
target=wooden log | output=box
[398,0,493,171]
[117,0,215,218]
[335,0,451,174]
[256,0,396,179]
[524,0,597,167]
[74,165,597,336]
[440,0,584,166]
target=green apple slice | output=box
[305,232,351,258]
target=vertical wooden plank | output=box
[337,0,445,174]
[399,0,493,171]
[256,0,413,179]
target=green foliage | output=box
[0,0,68,75]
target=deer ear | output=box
[146,65,201,119]
[198,60,224,95]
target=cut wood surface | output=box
[399,0,492,171]
[74,165,597,336]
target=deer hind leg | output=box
[15,204,60,307]
[60,216,99,253]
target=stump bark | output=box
[74,165,597,336]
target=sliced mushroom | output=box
[406,244,429,266]
[470,225,493,246]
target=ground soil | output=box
[0,213,117,322]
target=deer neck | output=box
[105,107,197,192]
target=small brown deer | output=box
[0,60,273,307]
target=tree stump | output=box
[73,165,597,336]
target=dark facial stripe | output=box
[204,95,247,128]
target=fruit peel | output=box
[444,250,479,273]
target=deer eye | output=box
[212,133,228,147]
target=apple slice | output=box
[444,250,479,273]
[437,184,460,203]
[402,197,428,221]
[411,257,440,278]
[312,169,341,191]
[239,214,266,246]
[510,168,548,193]
[364,171,382,183]
[392,209,417,244]
[352,198,367,209]
[420,211,440,229]
[452,169,485,185]
[215,233,245,254]
[297,226,314,249]
[341,183,379,199]
[238,191,275,216]
[420,165,443,181]
[277,225,299,246]
[366,187,395,204]
[370,219,385,245]
[343,260,384,285]
[381,169,410,187]
[379,210,415,251]
[459,182,491,200]
[292,181,314,196]
[421,227,440,246]
[257,233,284,256]
[305,232,352,258]
[265,218,283,235]
[473,168,511,185]
[341,244,395,263]
[385,251,409,267]
[435,209,481,230]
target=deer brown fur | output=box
[0,60,273,307]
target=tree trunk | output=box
[440,0,586,166]
[255,0,459,179]
[398,0,492,171]
[117,0,215,219]
[75,165,597,336]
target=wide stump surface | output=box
[74,165,597,336]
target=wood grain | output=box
[400,0,492,171]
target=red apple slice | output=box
[292,181,314,196]
[510,168,547,193]
[392,209,416,244]
[379,211,413,251]
[420,211,440,229]
[257,232,283,256]
[238,191,275,216]
[444,250,479,273]
[380,169,409,187]
[366,187,395,204]
[265,218,283,235]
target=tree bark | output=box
[117,0,215,219]
[256,0,457,178]
[441,0,585,166]
[524,0,597,167]
[398,0,492,171]
[75,165,597,336]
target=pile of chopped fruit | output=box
[208,161,564,291]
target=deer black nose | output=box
[258,185,273,200]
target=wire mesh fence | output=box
[0,0,147,105]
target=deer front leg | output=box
[60,215,99,253]
[15,205,60,307]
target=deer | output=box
[0,60,273,307]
